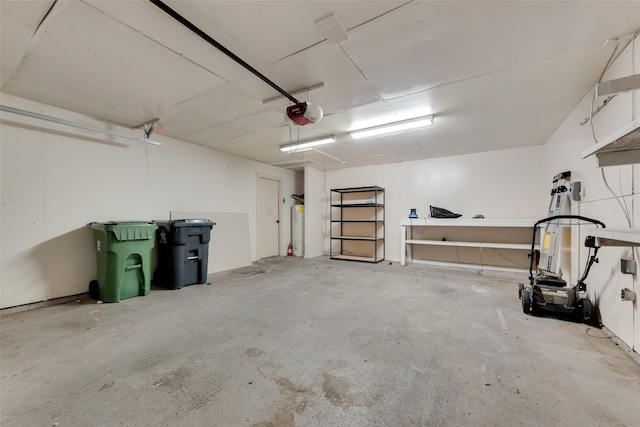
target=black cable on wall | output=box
[149,0,300,104]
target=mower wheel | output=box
[518,283,524,299]
[521,288,532,314]
[89,280,99,300]
[579,298,593,323]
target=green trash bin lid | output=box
[89,221,157,241]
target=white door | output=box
[257,176,280,258]
[634,276,639,352]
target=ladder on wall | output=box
[539,171,571,275]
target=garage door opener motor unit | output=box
[285,102,323,126]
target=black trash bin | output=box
[154,219,216,289]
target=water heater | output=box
[291,205,304,256]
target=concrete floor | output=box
[1,256,639,426]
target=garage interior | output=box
[2,1,640,425]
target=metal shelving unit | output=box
[330,186,385,263]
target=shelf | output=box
[331,219,383,223]
[401,218,536,267]
[581,118,640,167]
[587,228,640,247]
[405,239,532,250]
[330,254,385,263]
[410,259,529,273]
[401,218,537,227]
[331,186,384,194]
[333,235,384,241]
[331,203,384,208]
[331,186,385,263]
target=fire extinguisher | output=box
[287,243,293,256]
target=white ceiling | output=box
[2,1,639,171]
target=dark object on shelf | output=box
[291,193,304,204]
[154,219,216,289]
[430,205,462,218]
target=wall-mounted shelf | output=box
[587,228,640,247]
[400,218,538,270]
[401,218,536,228]
[330,186,385,263]
[581,117,640,167]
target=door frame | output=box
[256,173,282,258]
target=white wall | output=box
[304,35,639,353]
[542,36,639,351]
[307,145,546,262]
[303,165,326,258]
[1,94,301,309]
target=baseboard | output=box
[1,293,89,315]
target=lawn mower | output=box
[518,215,605,324]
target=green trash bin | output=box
[89,221,158,303]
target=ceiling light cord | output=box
[588,29,640,140]
[285,125,302,154]
[633,32,638,122]
[590,34,637,232]
[589,43,619,144]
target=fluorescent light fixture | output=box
[280,136,336,153]
[350,114,434,140]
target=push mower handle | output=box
[533,215,606,230]
[528,215,606,284]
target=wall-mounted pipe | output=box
[0,105,162,146]
[149,0,300,105]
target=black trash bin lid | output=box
[173,219,212,224]
[155,219,215,228]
